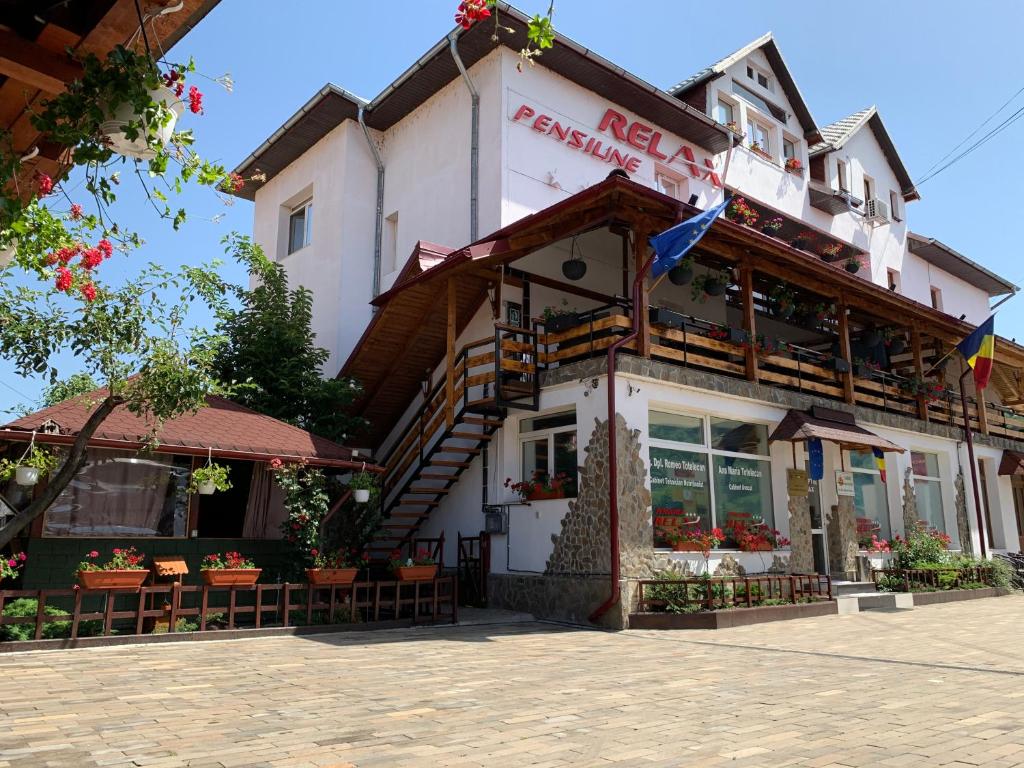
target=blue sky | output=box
[3,0,1023,414]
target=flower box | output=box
[526,486,565,501]
[671,542,704,552]
[78,569,148,590]
[749,145,773,161]
[306,567,358,586]
[544,312,581,333]
[648,306,685,330]
[201,568,261,587]
[740,542,773,552]
[785,165,804,177]
[829,357,851,373]
[394,564,437,581]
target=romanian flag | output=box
[956,315,996,391]
[871,447,887,484]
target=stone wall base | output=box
[488,573,625,629]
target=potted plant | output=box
[761,216,784,237]
[306,547,368,586]
[667,255,694,286]
[853,357,881,378]
[769,282,796,320]
[784,157,803,175]
[0,445,60,487]
[727,518,790,552]
[691,273,726,302]
[748,141,771,160]
[541,300,580,333]
[76,547,148,590]
[188,461,231,496]
[0,552,26,583]
[200,552,261,586]
[820,243,843,260]
[100,83,184,160]
[388,548,437,581]
[349,470,377,504]
[726,197,759,227]
[790,230,814,250]
[724,120,742,136]
[843,256,861,274]
[505,471,570,502]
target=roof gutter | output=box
[358,105,386,300]
[449,30,480,241]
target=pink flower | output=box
[18,553,26,562]
[112,548,121,555]
[88,550,99,558]
[80,282,97,302]
[36,172,53,196]
[69,203,83,220]
[55,266,73,292]
[188,85,203,114]
[7,559,16,568]
[81,248,102,270]
[97,239,113,259]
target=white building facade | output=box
[235,10,1024,627]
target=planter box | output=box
[306,568,358,586]
[526,487,565,501]
[671,542,704,552]
[829,357,851,373]
[544,313,581,333]
[648,306,685,330]
[629,600,837,630]
[394,564,437,581]
[78,569,148,591]
[201,568,261,587]
[739,542,773,552]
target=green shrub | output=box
[0,598,71,641]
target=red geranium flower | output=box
[55,266,73,293]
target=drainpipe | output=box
[589,234,656,624]
[449,31,479,241]
[358,105,385,300]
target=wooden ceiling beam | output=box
[0,31,83,95]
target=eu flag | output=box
[649,196,732,279]
[956,315,996,391]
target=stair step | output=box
[382,524,418,530]
[408,487,450,494]
[448,431,492,441]
[398,498,440,506]
[388,512,428,519]
[466,398,497,411]
[429,460,472,468]
[419,472,457,480]
[434,446,481,455]
[461,416,503,427]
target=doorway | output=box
[809,478,829,575]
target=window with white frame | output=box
[519,410,578,499]
[716,98,734,127]
[655,168,687,201]
[749,121,771,157]
[911,451,948,538]
[848,450,891,546]
[889,190,902,221]
[746,63,772,91]
[649,410,773,548]
[836,160,849,192]
[863,174,874,203]
[782,137,796,161]
[287,198,313,255]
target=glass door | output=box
[809,478,829,575]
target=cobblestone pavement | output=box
[4,596,1024,767]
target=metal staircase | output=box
[369,325,539,560]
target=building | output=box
[232,7,1024,627]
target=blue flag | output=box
[648,196,732,279]
[807,438,824,481]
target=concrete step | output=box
[832,580,878,597]
[836,592,914,614]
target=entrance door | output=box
[809,478,829,575]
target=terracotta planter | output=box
[741,542,773,552]
[671,542,704,552]
[306,567,358,586]
[526,487,565,501]
[201,568,261,587]
[78,569,148,590]
[394,564,436,581]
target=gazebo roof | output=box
[0,391,376,470]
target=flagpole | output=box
[959,367,988,558]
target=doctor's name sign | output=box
[511,102,723,187]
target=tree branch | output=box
[0,394,123,548]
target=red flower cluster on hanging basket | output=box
[727,197,759,226]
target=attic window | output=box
[746,64,772,91]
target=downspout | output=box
[589,234,656,624]
[448,31,479,241]
[358,105,385,300]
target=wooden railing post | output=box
[634,229,651,358]
[977,390,990,436]
[445,278,456,429]
[740,265,758,383]
[910,325,929,421]
[836,295,854,404]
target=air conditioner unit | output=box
[864,198,889,224]
[483,506,508,535]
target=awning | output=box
[999,450,1024,476]
[769,406,905,453]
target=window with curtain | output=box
[848,450,891,545]
[519,410,578,498]
[43,449,191,537]
[911,451,948,538]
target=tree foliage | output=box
[212,243,365,443]
[41,373,99,407]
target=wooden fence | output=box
[0,576,457,642]
[870,566,996,592]
[635,573,832,614]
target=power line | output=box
[915,103,1024,187]
[919,83,1024,178]
[0,378,33,402]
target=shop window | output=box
[848,450,891,545]
[287,198,313,255]
[911,451,948,538]
[43,449,191,537]
[519,410,578,498]
[649,411,773,548]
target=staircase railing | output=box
[494,323,540,410]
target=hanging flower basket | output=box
[349,469,377,504]
[100,85,184,160]
[1,444,60,487]
[15,466,40,486]
[188,460,232,495]
[667,263,693,286]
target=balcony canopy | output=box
[768,406,905,453]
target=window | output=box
[836,161,849,192]
[519,410,578,498]
[287,199,313,255]
[863,175,874,202]
[887,269,900,292]
[649,411,773,548]
[911,451,949,540]
[716,99,734,126]
[384,211,399,270]
[749,121,771,156]
[782,138,796,161]
[889,190,902,221]
[848,450,891,546]
[930,286,943,311]
[731,80,784,120]
[746,63,772,90]
[44,449,191,537]
[655,169,686,201]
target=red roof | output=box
[0,392,373,470]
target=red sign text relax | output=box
[512,103,722,187]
